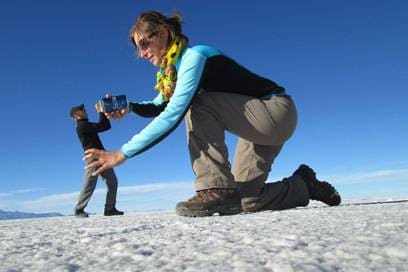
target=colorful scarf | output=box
[154,36,187,101]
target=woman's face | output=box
[133,27,169,66]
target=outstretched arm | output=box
[120,48,208,158]
[79,112,111,133]
[129,101,168,117]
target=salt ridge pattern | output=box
[0,200,407,271]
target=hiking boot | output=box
[104,207,124,216]
[74,209,89,218]
[176,188,242,217]
[293,164,341,206]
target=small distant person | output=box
[70,104,124,217]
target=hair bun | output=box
[166,12,182,33]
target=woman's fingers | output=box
[83,148,99,160]
[90,163,106,176]
[105,110,125,120]
[84,155,106,176]
[82,149,124,176]
[84,158,99,170]
[83,149,104,175]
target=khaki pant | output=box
[186,92,309,210]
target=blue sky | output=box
[1,0,407,215]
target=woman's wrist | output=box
[115,150,127,164]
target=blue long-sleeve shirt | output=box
[121,45,284,158]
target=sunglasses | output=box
[136,31,159,53]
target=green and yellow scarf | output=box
[154,36,187,101]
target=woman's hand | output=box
[83,149,126,176]
[105,108,129,120]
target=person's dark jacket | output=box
[76,113,111,151]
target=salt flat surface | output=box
[0,200,407,272]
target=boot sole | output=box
[104,213,124,216]
[324,192,342,206]
[176,204,242,217]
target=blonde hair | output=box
[129,10,188,50]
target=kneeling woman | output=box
[84,10,341,217]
